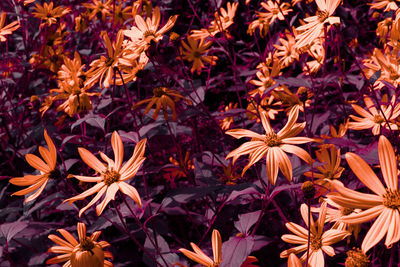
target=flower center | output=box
[193,50,202,59]
[105,57,115,67]
[153,86,167,97]
[373,114,385,124]
[264,133,281,147]
[317,10,329,22]
[383,189,400,209]
[143,30,156,42]
[80,237,95,252]
[345,248,370,267]
[103,169,120,186]
[48,169,61,179]
[310,235,322,250]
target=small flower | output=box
[32,2,70,27]
[348,95,400,135]
[327,135,400,252]
[47,222,113,266]
[10,130,58,203]
[124,6,178,50]
[295,0,341,49]
[280,202,351,266]
[64,131,146,217]
[83,0,112,21]
[0,12,20,42]
[273,30,299,68]
[249,60,281,96]
[132,86,191,121]
[369,0,400,11]
[179,229,222,267]
[179,37,218,74]
[226,105,313,185]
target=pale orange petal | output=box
[280,144,312,164]
[78,185,108,217]
[44,130,57,169]
[57,229,79,247]
[266,148,278,185]
[111,131,124,172]
[25,153,50,173]
[78,147,107,173]
[25,179,48,203]
[362,208,391,252]
[345,152,386,196]
[118,181,142,207]
[378,135,398,190]
[212,230,222,265]
[179,248,213,266]
[96,182,119,216]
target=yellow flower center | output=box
[310,235,322,250]
[103,169,120,186]
[373,114,385,124]
[153,86,167,97]
[80,237,95,252]
[264,133,281,147]
[383,189,400,209]
[317,10,329,22]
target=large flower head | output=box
[226,105,313,185]
[47,222,113,266]
[64,131,146,217]
[280,202,351,266]
[327,135,400,252]
[10,130,58,203]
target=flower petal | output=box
[78,148,107,173]
[96,182,119,216]
[362,208,391,252]
[378,135,398,190]
[118,181,142,207]
[111,131,124,172]
[25,153,50,173]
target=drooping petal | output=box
[278,105,299,138]
[280,144,312,164]
[118,181,142,207]
[225,129,265,140]
[25,179,49,203]
[378,135,398,190]
[71,175,102,183]
[260,111,274,135]
[179,248,213,267]
[78,185,108,217]
[119,138,147,177]
[96,182,119,216]
[266,147,278,185]
[362,208,391,252]
[64,182,105,204]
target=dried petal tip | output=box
[301,181,315,200]
[345,248,370,267]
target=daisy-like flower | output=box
[47,222,113,266]
[0,12,20,42]
[348,95,400,135]
[190,2,238,40]
[64,131,146,217]
[259,0,292,25]
[273,30,299,68]
[249,60,281,96]
[246,95,282,122]
[124,6,178,50]
[83,0,112,21]
[280,202,351,266]
[295,0,341,49]
[179,229,221,267]
[327,135,400,252]
[219,102,238,130]
[132,86,192,121]
[226,105,313,185]
[179,36,218,74]
[10,130,58,203]
[32,2,70,27]
[85,30,134,88]
[304,144,344,195]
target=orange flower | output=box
[179,37,218,74]
[249,59,281,96]
[273,30,299,68]
[64,132,146,217]
[327,135,400,252]
[83,0,112,21]
[259,0,292,25]
[47,222,113,266]
[295,0,341,49]
[304,144,344,194]
[32,2,70,27]
[85,30,134,88]
[280,202,351,266]
[246,95,282,122]
[190,2,238,40]
[10,130,58,203]
[179,229,222,267]
[226,105,313,185]
[124,6,178,50]
[348,95,400,135]
[219,103,238,130]
[0,12,20,42]
[132,86,191,121]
